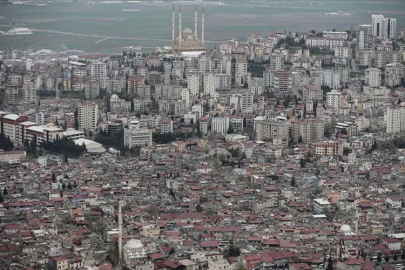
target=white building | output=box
[386,105,405,133]
[78,103,99,131]
[90,61,107,80]
[357,24,373,49]
[204,72,218,98]
[160,119,173,134]
[322,70,341,89]
[235,59,248,86]
[181,88,190,108]
[187,72,200,96]
[326,90,342,111]
[211,117,230,133]
[372,14,396,39]
[123,239,148,265]
[124,127,152,148]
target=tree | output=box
[52,172,56,183]
[377,254,382,262]
[326,255,333,270]
[196,204,203,212]
[62,183,66,190]
[3,187,8,196]
[205,208,215,217]
[74,108,79,130]
[401,249,405,260]
[224,245,241,258]
[300,158,306,168]
[169,248,175,255]
[0,192,3,203]
[393,253,398,261]
[384,254,389,262]
[290,177,296,187]
[298,135,303,143]
[227,125,234,134]
[67,183,73,190]
[234,263,245,270]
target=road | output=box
[0,24,220,43]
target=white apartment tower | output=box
[372,14,396,39]
[181,88,190,108]
[187,72,200,96]
[386,105,405,133]
[90,61,107,79]
[270,53,284,71]
[235,59,248,86]
[357,24,373,49]
[211,117,230,133]
[322,70,341,89]
[203,72,218,98]
[326,90,341,110]
[365,68,381,87]
[78,103,99,131]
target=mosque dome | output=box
[125,239,143,249]
[183,28,193,34]
[111,94,119,100]
[185,35,195,41]
[340,224,352,233]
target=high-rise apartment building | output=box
[365,68,381,87]
[326,90,341,110]
[90,61,107,79]
[357,24,373,49]
[386,105,405,133]
[235,59,248,86]
[78,103,99,131]
[270,53,284,71]
[372,14,396,39]
[255,119,289,142]
[187,72,200,96]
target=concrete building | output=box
[78,103,99,131]
[249,77,264,95]
[124,127,152,148]
[326,90,342,111]
[291,119,324,143]
[311,141,343,156]
[271,71,292,93]
[385,63,403,87]
[322,70,341,89]
[187,72,201,96]
[160,119,173,134]
[372,14,396,39]
[365,68,381,87]
[270,53,284,71]
[357,24,373,49]
[211,117,230,134]
[235,59,248,86]
[386,105,405,133]
[204,72,217,98]
[90,61,107,80]
[303,85,323,101]
[255,119,289,142]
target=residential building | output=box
[78,103,99,131]
[124,127,152,148]
[365,68,381,87]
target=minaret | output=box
[202,7,204,44]
[118,201,123,264]
[172,5,175,43]
[195,5,198,38]
[179,6,182,46]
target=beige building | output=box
[291,119,324,143]
[255,119,289,143]
[303,85,323,101]
[311,140,343,156]
[365,68,381,87]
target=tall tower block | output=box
[118,201,123,263]
[179,6,182,46]
[195,5,198,39]
[172,5,175,42]
[202,7,204,44]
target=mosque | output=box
[171,6,206,54]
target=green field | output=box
[0,1,404,52]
